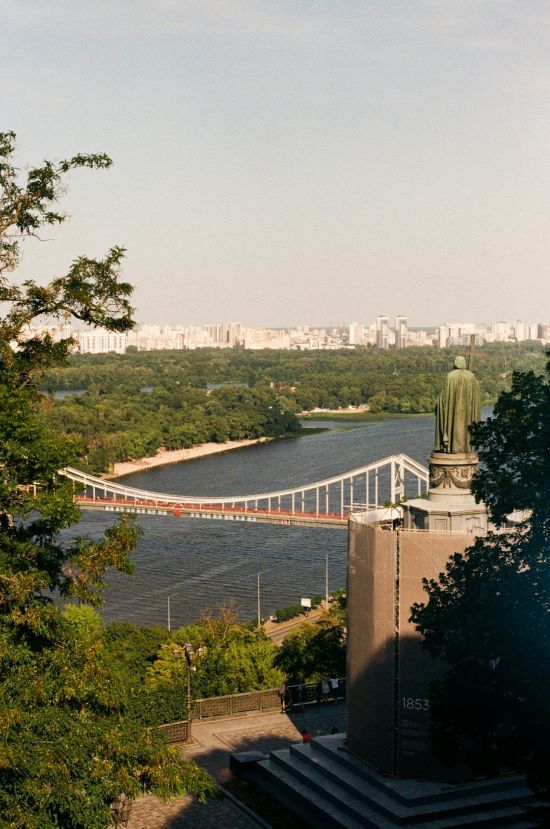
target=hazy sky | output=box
[3,0,550,326]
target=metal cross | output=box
[467,333,476,370]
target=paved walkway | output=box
[127,700,347,828]
[127,793,261,829]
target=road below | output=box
[264,607,326,645]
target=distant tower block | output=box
[395,314,407,348]
[376,315,389,349]
[348,321,362,346]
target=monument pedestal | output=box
[403,451,488,534]
[346,450,489,779]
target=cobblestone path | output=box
[127,792,261,829]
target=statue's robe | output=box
[435,368,481,454]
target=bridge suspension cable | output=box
[60,453,428,528]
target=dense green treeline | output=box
[70,602,346,725]
[93,607,284,725]
[44,342,546,399]
[44,382,300,472]
[40,343,546,472]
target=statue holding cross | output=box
[434,354,481,454]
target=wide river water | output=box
[71,416,436,628]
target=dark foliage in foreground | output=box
[411,353,550,819]
[0,132,215,827]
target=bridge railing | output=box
[159,678,347,743]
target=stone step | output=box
[268,749,396,827]
[272,746,534,827]
[289,743,533,823]
[410,814,537,829]
[311,737,530,807]
[249,757,368,829]
[251,751,536,829]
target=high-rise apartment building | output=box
[437,325,449,348]
[395,315,407,348]
[376,315,389,349]
[78,328,127,355]
[204,322,242,346]
[438,322,478,348]
[514,320,525,342]
[526,323,539,340]
[493,320,511,341]
[348,322,362,346]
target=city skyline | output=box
[4,2,550,326]
[27,314,550,355]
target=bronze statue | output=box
[434,356,480,454]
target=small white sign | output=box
[300,597,312,608]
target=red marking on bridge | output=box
[75,496,347,526]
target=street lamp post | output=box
[173,642,196,742]
[257,572,261,628]
[183,643,194,741]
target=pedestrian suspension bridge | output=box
[61,453,429,529]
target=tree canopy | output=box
[274,601,346,684]
[146,607,283,704]
[0,132,214,827]
[470,364,550,531]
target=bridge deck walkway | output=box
[75,496,348,527]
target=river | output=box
[69,415,435,629]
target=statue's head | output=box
[454,356,467,369]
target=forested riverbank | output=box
[43,382,299,473]
[40,342,546,473]
[104,437,270,478]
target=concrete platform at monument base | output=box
[231,734,538,828]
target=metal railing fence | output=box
[159,678,346,743]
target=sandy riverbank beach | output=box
[103,438,270,479]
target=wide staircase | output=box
[232,734,538,828]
